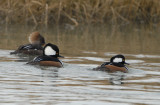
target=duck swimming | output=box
[10,31,45,55]
[94,54,129,73]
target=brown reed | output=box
[0,0,159,26]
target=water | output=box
[0,25,160,105]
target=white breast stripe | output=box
[59,60,63,67]
[33,57,42,62]
[125,66,129,71]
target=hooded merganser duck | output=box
[10,31,45,55]
[94,54,129,73]
[27,43,63,67]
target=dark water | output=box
[0,25,160,105]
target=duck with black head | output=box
[27,43,64,67]
[94,54,129,73]
[10,31,45,55]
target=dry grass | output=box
[0,0,160,26]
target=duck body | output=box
[28,55,63,67]
[94,54,129,73]
[27,43,63,67]
[10,32,45,55]
[10,44,43,55]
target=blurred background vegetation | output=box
[0,0,160,26]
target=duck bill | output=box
[124,62,129,65]
[59,55,64,58]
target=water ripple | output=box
[0,50,160,105]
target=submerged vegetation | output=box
[0,0,160,26]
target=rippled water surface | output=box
[0,25,160,105]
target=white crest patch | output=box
[44,46,56,56]
[28,34,32,44]
[113,58,122,63]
